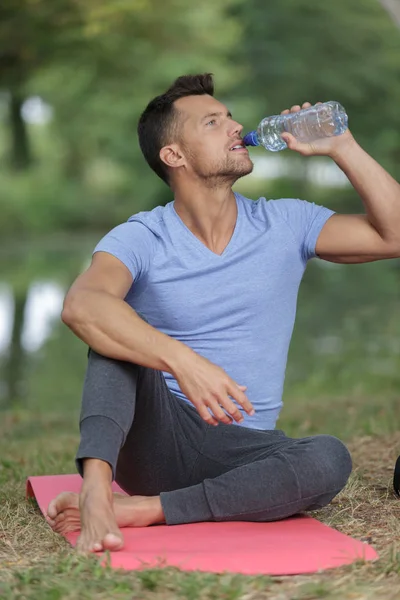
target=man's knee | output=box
[309,434,352,493]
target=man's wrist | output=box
[163,340,196,378]
[329,132,359,164]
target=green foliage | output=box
[0,0,400,409]
[0,0,242,238]
[232,0,400,171]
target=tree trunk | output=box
[2,90,32,407]
[9,90,32,170]
[3,288,29,407]
[64,141,84,180]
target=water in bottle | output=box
[243,101,348,152]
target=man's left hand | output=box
[280,102,356,159]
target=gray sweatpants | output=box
[76,350,352,525]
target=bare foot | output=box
[47,487,165,552]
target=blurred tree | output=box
[0,0,93,405]
[1,0,399,410]
[0,0,242,406]
[231,0,400,286]
[232,0,400,171]
[0,0,242,235]
[0,0,89,169]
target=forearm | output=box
[63,288,194,375]
[332,139,400,243]
[70,290,194,480]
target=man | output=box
[46,74,400,553]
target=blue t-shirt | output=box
[93,193,334,430]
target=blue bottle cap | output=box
[243,131,259,147]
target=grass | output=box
[1,397,400,599]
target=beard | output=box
[186,148,254,187]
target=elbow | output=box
[61,292,84,328]
[386,239,400,259]
[61,305,74,327]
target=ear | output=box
[159,144,186,170]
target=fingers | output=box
[208,399,235,425]
[195,382,254,426]
[196,403,220,426]
[280,101,317,115]
[183,359,255,427]
[227,383,255,417]
[207,400,236,425]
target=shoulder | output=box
[93,205,170,280]
[95,203,171,256]
[236,193,307,224]
[127,203,169,236]
[237,193,332,225]
[100,203,169,247]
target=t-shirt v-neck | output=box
[169,192,242,260]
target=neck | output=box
[173,181,237,255]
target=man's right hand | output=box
[173,351,255,426]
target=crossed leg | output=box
[46,351,352,552]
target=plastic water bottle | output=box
[243,101,348,152]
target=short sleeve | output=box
[93,221,158,281]
[267,198,335,262]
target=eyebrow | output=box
[201,110,232,123]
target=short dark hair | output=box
[137,73,214,186]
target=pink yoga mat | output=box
[27,474,378,576]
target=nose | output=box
[229,120,243,137]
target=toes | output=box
[54,522,67,534]
[76,537,105,554]
[92,541,103,552]
[45,516,56,527]
[55,508,78,523]
[74,531,123,553]
[50,506,81,535]
[55,520,80,535]
[54,512,65,524]
[103,532,124,551]
[76,539,90,554]
[47,498,58,519]
[47,492,78,519]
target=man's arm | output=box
[280,102,400,264]
[63,251,254,429]
[315,141,400,263]
[62,251,188,373]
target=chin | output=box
[224,158,254,177]
[200,158,254,182]
[235,161,254,178]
